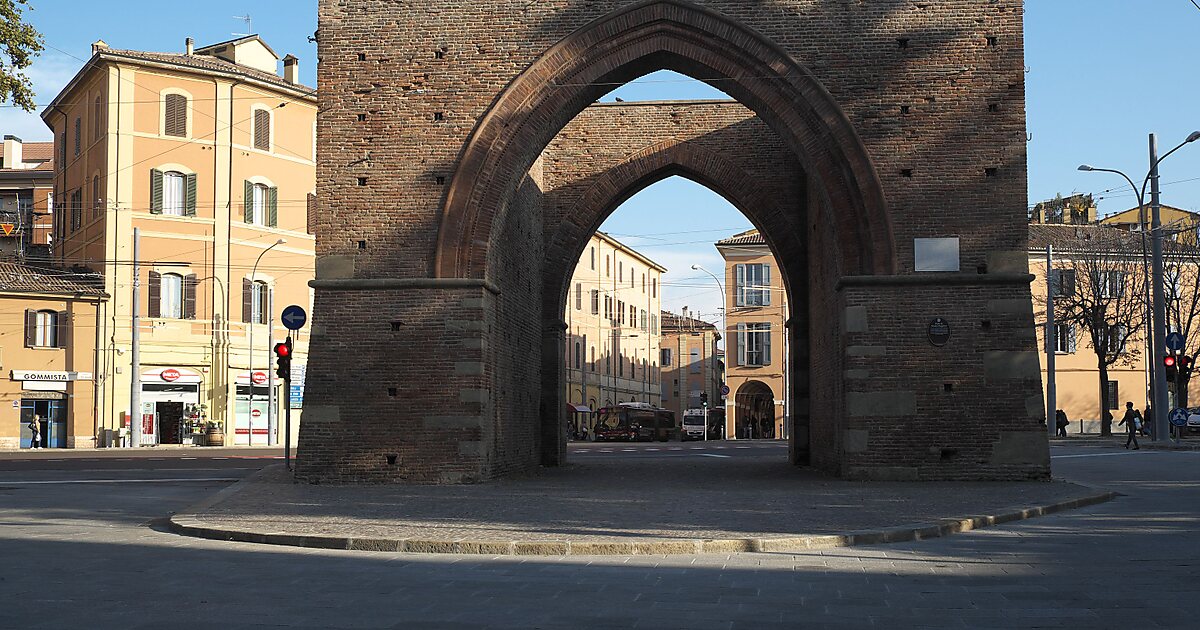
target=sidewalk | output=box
[1052,432,1200,450]
[169,454,1114,556]
[0,445,284,459]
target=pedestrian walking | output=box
[1118,402,1140,450]
[27,415,41,449]
[1055,409,1069,438]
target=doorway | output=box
[156,402,185,444]
[19,399,66,448]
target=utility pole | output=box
[1150,134,1170,442]
[130,227,141,447]
[1046,245,1057,440]
[267,287,276,446]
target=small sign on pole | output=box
[1166,332,1185,353]
[281,305,307,331]
[1170,408,1189,428]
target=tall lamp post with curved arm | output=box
[247,238,286,445]
[692,264,726,438]
[1080,130,1200,442]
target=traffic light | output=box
[1182,355,1195,380]
[274,338,293,380]
[700,392,708,407]
[1164,354,1178,381]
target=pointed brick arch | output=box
[434,0,895,281]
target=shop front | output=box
[234,370,273,445]
[139,367,203,445]
[10,371,90,449]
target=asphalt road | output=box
[0,441,1197,628]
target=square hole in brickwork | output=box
[357,113,367,121]
[977,263,989,274]
[981,320,992,330]
[357,177,368,186]
[985,168,998,177]
[436,175,446,185]
[987,36,998,47]
[944,383,954,393]
[900,169,913,178]
[900,105,911,115]
[940,448,959,461]
[435,49,446,59]
[388,387,398,397]
[434,112,445,121]
[897,38,910,49]
[988,103,1000,112]
[358,53,367,61]
[390,321,403,331]
[357,240,367,250]
[386,454,398,466]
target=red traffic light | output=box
[1165,355,1177,367]
[273,342,291,358]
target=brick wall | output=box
[304,0,1048,483]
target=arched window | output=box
[165,94,187,137]
[243,181,278,227]
[150,169,196,216]
[574,342,581,369]
[253,108,271,151]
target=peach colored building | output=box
[564,232,665,434]
[658,309,722,426]
[717,229,789,439]
[40,35,315,447]
[0,262,106,449]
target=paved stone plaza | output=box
[1,443,1198,628]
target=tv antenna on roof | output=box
[233,14,253,37]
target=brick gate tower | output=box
[299,0,1050,483]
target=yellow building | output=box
[1029,223,1199,431]
[717,229,788,439]
[1100,204,1200,245]
[40,35,316,447]
[658,309,722,425]
[0,262,106,449]
[564,232,665,434]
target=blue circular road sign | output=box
[281,305,308,331]
[1167,332,1186,353]
[1170,408,1189,428]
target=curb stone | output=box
[165,475,1119,556]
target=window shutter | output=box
[184,173,197,216]
[737,323,747,367]
[244,181,254,223]
[254,110,270,150]
[184,274,197,319]
[763,324,772,365]
[268,186,278,227]
[150,169,163,214]
[56,311,68,348]
[147,271,161,318]
[762,265,771,306]
[24,309,35,347]
[735,264,746,307]
[242,278,253,322]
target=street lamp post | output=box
[691,264,726,438]
[247,238,286,446]
[1080,130,1200,442]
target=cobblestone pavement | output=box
[1,444,1197,628]
[178,441,1099,545]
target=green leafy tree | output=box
[0,0,43,111]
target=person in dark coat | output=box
[1118,402,1140,450]
[27,415,41,449]
[1055,409,1069,438]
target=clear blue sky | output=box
[4,1,1198,322]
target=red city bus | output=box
[593,403,677,442]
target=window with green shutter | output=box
[267,186,278,227]
[150,169,163,214]
[185,173,197,216]
[244,180,254,223]
[164,94,187,137]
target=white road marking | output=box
[0,478,241,485]
[1052,450,1195,459]
[646,448,659,452]
[698,453,732,459]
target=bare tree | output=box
[1163,217,1200,408]
[1042,228,1147,436]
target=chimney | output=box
[283,54,299,84]
[186,37,194,56]
[91,40,109,56]
[3,135,23,170]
